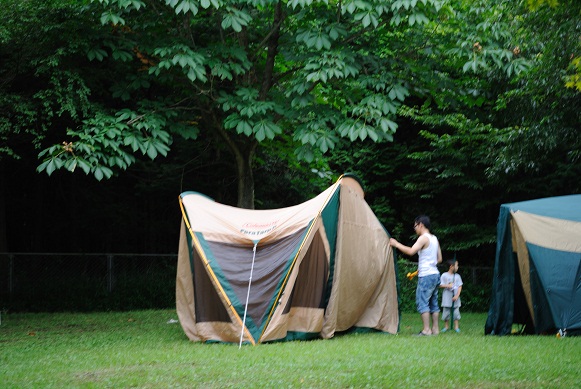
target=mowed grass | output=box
[1,310,580,388]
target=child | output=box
[439,259,463,333]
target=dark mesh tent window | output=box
[192,249,231,323]
[207,229,307,327]
[284,231,329,313]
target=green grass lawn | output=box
[1,310,579,388]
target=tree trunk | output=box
[235,143,256,209]
[259,3,283,99]
[213,4,283,210]
[215,118,258,209]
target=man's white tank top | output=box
[418,233,439,277]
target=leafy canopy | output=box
[34,0,455,180]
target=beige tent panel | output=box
[321,182,397,337]
[258,218,330,342]
[511,211,581,253]
[339,176,365,197]
[354,246,398,334]
[176,221,256,344]
[176,223,199,341]
[180,183,338,245]
[176,222,255,343]
[261,307,325,342]
[287,307,325,332]
[510,217,534,325]
[192,322,242,343]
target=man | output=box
[390,215,442,336]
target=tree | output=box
[0,0,100,252]
[488,0,581,185]
[0,0,94,161]
[327,0,544,262]
[35,0,458,208]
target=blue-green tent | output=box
[485,195,581,336]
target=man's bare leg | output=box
[420,312,431,334]
[431,312,440,335]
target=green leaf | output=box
[236,120,253,136]
[64,159,77,172]
[187,66,207,82]
[100,11,126,26]
[94,167,104,181]
[112,50,133,62]
[463,60,474,73]
[37,160,50,174]
[153,139,170,156]
[78,159,92,175]
[224,114,241,129]
[87,48,108,62]
[265,122,281,139]
[175,0,199,15]
[46,158,64,176]
[93,166,113,181]
[146,141,158,159]
[255,126,266,141]
[295,145,314,162]
[359,126,368,141]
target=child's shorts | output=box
[442,306,461,321]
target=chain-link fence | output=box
[0,253,177,312]
[396,260,494,312]
[1,253,495,313]
[457,265,495,311]
[398,259,494,312]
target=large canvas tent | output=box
[176,175,399,344]
[485,195,581,336]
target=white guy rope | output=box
[239,242,258,349]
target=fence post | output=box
[107,254,114,293]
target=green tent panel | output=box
[176,175,399,344]
[485,194,581,336]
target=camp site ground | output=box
[2,310,580,388]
